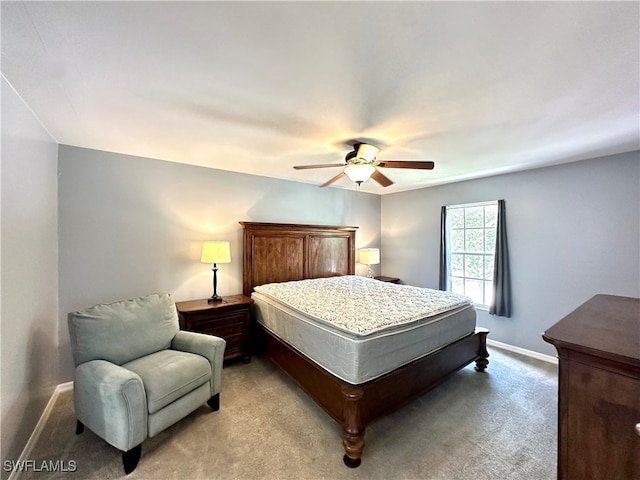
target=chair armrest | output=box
[171,331,226,396]
[74,360,147,452]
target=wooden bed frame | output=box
[240,221,489,468]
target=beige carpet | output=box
[15,347,558,480]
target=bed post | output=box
[474,327,490,372]
[341,384,365,468]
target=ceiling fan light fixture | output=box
[344,163,376,184]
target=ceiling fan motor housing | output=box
[346,143,380,165]
[355,143,380,163]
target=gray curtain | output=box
[490,199,512,317]
[439,206,448,291]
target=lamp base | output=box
[207,295,223,303]
[208,264,223,303]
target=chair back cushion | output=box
[68,293,179,366]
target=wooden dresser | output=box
[176,294,253,363]
[542,294,640,480]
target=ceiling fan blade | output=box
[293,163,345,170]
[371,169,394,187]
[320,172,346,187]
[377,160,435,170]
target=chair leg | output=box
[207,393,220,411]
[75,420,84,434]
[122,444,142,475]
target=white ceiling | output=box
[2,1,638,194]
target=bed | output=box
[240,221,489,467]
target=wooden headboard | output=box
[239,222,358,296]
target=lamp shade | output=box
[359,248,380,265]
[344,164,376,184]
[200,241,231,264]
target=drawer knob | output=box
[636,423,640,438]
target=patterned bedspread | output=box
[254,275,472,336]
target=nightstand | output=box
[374,276,400,284]
[176,294,253,363]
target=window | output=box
[444,201,498,307]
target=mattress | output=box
[252,276,476,384]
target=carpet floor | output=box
[15,347,558,480]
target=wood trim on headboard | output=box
[239,222,358,296]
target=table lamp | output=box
[359,248,380,278]
[201,241,231,302]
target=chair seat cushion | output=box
[123,350,211,414]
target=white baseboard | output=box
[8,382,73,480]
[487,338,558,365]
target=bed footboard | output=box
[257,325,489,467]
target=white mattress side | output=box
[252,292,476,384]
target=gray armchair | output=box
[68,293,225,474]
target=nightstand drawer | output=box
[222,334,244,353]
[198,320,245,339]
[176,294,253,363]
[188,311,246,332]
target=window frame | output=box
[444,200,499,309]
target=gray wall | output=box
[57,145,381,381]
[3,87,638,466]
[1,78,59,468]
[381,152,640,356]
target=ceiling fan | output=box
[293,142,435,188]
